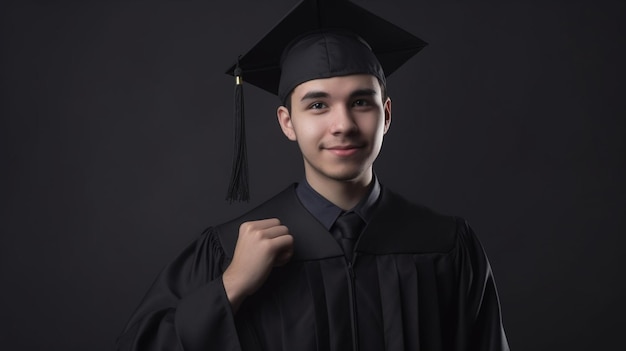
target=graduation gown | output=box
[117,184,509,351]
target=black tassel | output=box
[226,64,250,202]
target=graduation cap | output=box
[225,0,427,202]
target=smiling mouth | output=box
[325,145,362,156]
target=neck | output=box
[305,168,373,211]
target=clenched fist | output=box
[222,218,294,312]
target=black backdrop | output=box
[1,0,624,350]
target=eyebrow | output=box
[300,91,329,102]
[299,88,378,102]
[349,88,378,98]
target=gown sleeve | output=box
[456,219,510,351]
[116,227,242,351]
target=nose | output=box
[329,106,358,135]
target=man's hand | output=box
[222,218,294,312]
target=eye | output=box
[309,102,327,110]
[352,99,372,107]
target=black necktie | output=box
[331,212,365,262]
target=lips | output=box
[325,144,363,157]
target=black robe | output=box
[117,184,509,351]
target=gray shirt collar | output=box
[295,174,381,230]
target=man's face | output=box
[277,74,391,186]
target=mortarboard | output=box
[225,0,427,202]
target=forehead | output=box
[292,74,381,98]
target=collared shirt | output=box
[295,175,381,231]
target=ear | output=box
[277,106,297,141]
[383,97,392,134]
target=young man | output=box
[117,1,509,350]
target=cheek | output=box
[362,116,386,138]
[293,119,325,141]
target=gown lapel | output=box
[217,184,343,261]
[218,183,457,260]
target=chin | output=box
[304,155,374,183]
[321,166,370,183]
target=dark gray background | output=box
[1,0,624,350]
